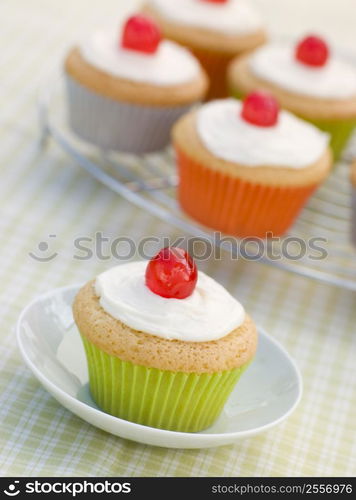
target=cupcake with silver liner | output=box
[228,35,356,160]
[64,15,208,153]
[173,93,332,237]
[73,247,257,432]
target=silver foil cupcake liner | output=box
[65,75,195,154]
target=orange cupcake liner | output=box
[189,48,236,100]
[176,148,319,238]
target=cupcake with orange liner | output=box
[173,92,332,238]
[228,35,356,160]
[73,247,257,432]
[64,14,207,153]
[142,0,266,100]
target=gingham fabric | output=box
[1,0,355,477]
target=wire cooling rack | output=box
[39,77,356,291]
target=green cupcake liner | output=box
[81,336,248,432]
[306,118,356,162]
[230,89,356,162]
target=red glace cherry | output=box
[122,15,161,54]
[241,91,279,127]
[295,35,329,67]
[145,247,198,299]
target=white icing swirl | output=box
[196,99,329,168]
[147,0,263,35]
[79,29,201,86]
[95,261,245,342]
[249,43,356,99]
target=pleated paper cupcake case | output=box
[176,147,318,238]
[66,76,193,154]
[82,336,246,432]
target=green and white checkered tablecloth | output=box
[0,0,355,477]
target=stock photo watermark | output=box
[28,232,328,263]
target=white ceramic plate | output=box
[16,285,302,449]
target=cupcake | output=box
[228,35,356,160]
[351,161,356,246]
[173,93,332,238]
[142,0,266,100]
[64,14,208,154]
[73,247,257,432]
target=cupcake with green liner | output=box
[64,15,207,153]
[228,35,356,160]
[73,247,257,432]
